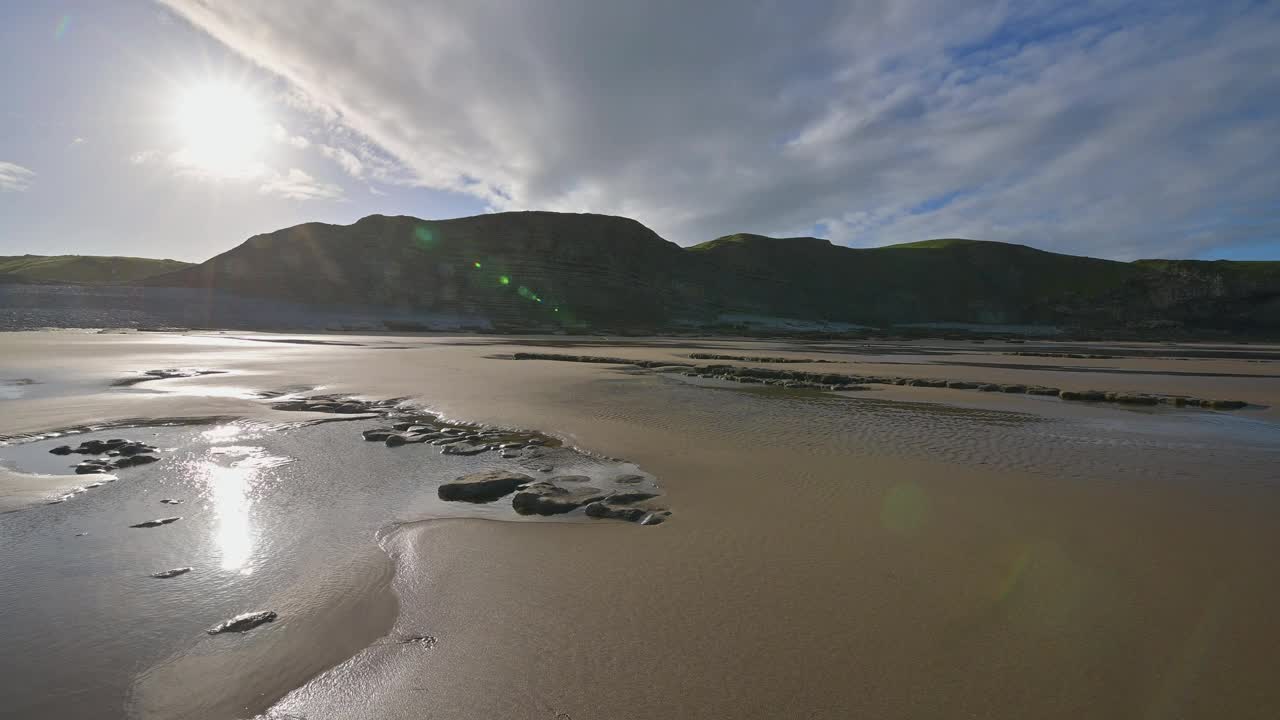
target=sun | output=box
[171,81,270,179]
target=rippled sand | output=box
[3,331,1280,719]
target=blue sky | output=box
[2,1,1277,262]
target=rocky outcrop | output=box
[438,470,534,503]
[130,516,181,528]
[207,610,277,634]
[151,567,192,579]
[511,481,609,515]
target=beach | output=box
[3,330,1279,719]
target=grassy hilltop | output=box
[0,254,191,284]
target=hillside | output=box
[0,255,191,284]
[138,212,1280,334]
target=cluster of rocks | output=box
[270,394,401,414]
[112,368,226,387]
[361,417,557,458]
[49,438,162,474]
[437,470,670,525]
[508,352,1251,411]
[688,353,833,364]
[512,352,686,369]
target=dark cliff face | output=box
[148,213,1280,333]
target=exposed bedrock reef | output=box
[270,393,671,525]
[509,352,1253,410]
[106,211,1280,336]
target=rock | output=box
[583,501,649,522]
[438,470,534,503]
[538,466,554,473]
[114,454,158,468]
[75,462,110,475]
[384,434,409,447]
[1026,386,1060,396]
[117,442,157,456]
[500,449,521,459]
[363,428,395,441]
[441,442,489,456]
[130,516,181,528]
[640,511,671,526]
[392,421,416,431]
[1060,389,1106,402]
[207,610,278,634]
[512,482,608,515]
[606,490,659,504]
[1113,393,1158,405]
[160,498,183,504]
[49,445,73,455]
[151,567,192,579]
[945,381,977,389]
[549,475,591,483]
[999,384,1028,393]
[977,384,1001,392]
[1206,399,1247,410]
[613,474,646,484]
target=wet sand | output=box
[3,331,1280,719]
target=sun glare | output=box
[171,81,270,179]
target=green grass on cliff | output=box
[0,255,192,284]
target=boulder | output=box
[999,384,1028,393]
[151,567,192,579]
[640,511,672,526]
[114,454,158,468]
[438,470,533,503]
[49,445,73,455]
[606,490,659,504]
[363,428,395,441]
[945,381,977,389]
[584,501,649,522]
[511,482,608,515]
[207,610,278,634]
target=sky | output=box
[1,1,1278,263]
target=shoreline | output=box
[3,330,1279,719]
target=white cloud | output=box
[159,1,1280,258]
[0,161,35,192]
[272,123,311,149]
[130,150,159,165]
[259,168,344,200]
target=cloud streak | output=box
[159,0,1280,258]
[0,161,35,192]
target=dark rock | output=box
[512,482,608,515]
[945,381,977,389]
[640,511,671,526]
[1060,389,1106,402]
[584,501,649,522]
[363,428,395,441]
[207,610,278,634]
[999,384,1028,394]
[151,567,192,579]
[1026,386,1060,396]
[614,474,646,484]
[114,454,158,468]
[117,442,157,456]
[392,421,417,431]
[49,445,73,455]
[606,490,659,504]
[977,384,1001,392]
[441,442,489,456]
[1206,399,1247,410]
[130,516,181,528]
[160,498,183,504]
[384,434,409,447]
[75,462,110,475]
[438,470,534,503]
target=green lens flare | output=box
[413,226,436,249]
[499,275,510,286]
[473,261,482,269]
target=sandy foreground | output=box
[3,330,1280,719]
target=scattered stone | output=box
[438,470,533,503]
[160,499,183,505]
[441,442,489,456]
[151,567,192,579]
[49,445,73,455]
[512,482,608,515]
[363,428,395,441]
[130,516,181,528]
[207,610,278,635]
